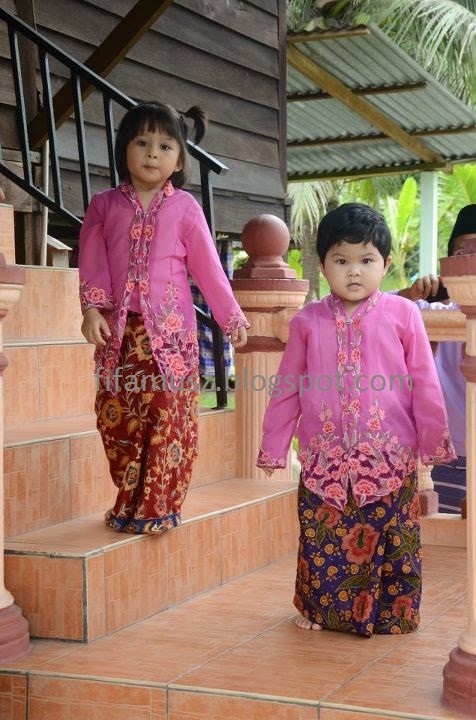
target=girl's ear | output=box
[174,158,183,172]
[383,255,392,275]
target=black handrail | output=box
[0,5,229,408]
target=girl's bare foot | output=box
[294,613,322,631]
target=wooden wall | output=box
[0,0,287,236]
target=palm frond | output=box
[288,181,336,241]
[343,0,476,103]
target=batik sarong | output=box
[294,473,422,637]
[96,314,199,534]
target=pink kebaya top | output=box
[79,180,249,389]
[257,291,456,510]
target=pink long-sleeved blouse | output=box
[79,181,249,389]
[257,291,456,510]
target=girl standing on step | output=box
[79,101,248,534]
[257,203,455,637]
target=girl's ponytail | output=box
[183,106,207,145]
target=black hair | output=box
[316,202,392,263]
[114,101,207,187]
[447,204,476,256]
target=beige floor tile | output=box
[0,541,469,720]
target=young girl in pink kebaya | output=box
[80,101,248,534]
[257,203,455,637]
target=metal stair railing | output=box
[0,6,229,408]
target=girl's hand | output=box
[229,325,248,348]
[81,308,111,346]
[262,467,274,477]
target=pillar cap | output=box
[235,214,297,279]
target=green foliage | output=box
[287,248,304,278]
[287,0,476,103]
[437,164,476,258]
[287,0,476,292]
[381,177,419,287]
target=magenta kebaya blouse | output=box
[257,291,456,510]
[79,180,249,389]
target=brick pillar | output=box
[231,214,308,480]
[440,255,476,714]
[0,204,29,661]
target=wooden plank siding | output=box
[0,0,287,235]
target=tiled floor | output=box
[0,544,469,719]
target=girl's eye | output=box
[362,258,373,264]
[336,258,346,265]
[137,139,147,146]
[161,144,172,151]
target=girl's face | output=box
[126,126,182,192]
[322,240,391,314]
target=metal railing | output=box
[0,5,229,407]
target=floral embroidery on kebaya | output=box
[224,308,249,335]
[151,282,199,384]
[298,400,414,511]
[256,448,287,469]
[79,280,114,311]
[330,292,380,449]
[90,179,247,392]
[95,181,198,391]
[420,430,455,464]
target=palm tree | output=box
[287,0,476,104]
[288,180,338,302]
[286,0,476,290]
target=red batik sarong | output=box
[96,314,199,534]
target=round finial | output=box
[235,214,296,279]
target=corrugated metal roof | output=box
[287,24,476,181]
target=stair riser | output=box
[5,491,298,641]
[4,434,114,538]
[4,411,238,537]
[4,342,96,425]
[3,266,83,342]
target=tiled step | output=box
[0,545,467,720]
[4,476,298,643]
[4,408,238,538]
[4,414,114,538]
[421,512,466,547]
[3,266,83,342]
[3,338,95,425]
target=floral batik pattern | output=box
[96,314,199,534]
[294,473,422,637]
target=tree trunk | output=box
[301,222,320,303]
